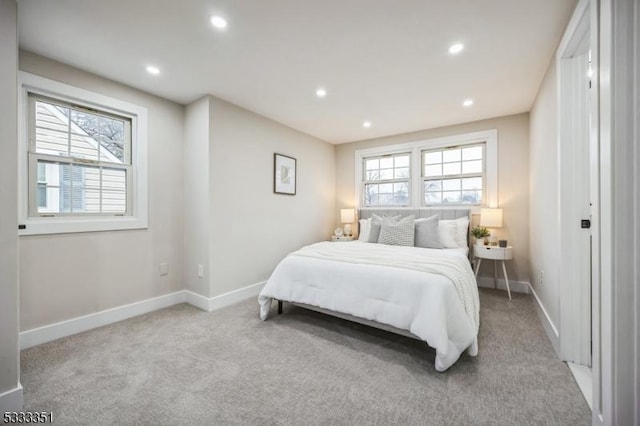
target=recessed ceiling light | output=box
[210,15,228,29]
[146,65,160,76]
[463,99,474,107]
[316,88,327,98]
[363,121,372,128]
[448,43,464,55]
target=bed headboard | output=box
[358,208,472,249]
[357,208,470,221]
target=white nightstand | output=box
[474,245,513,299]
[331,235,354,242]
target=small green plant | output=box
[471,226,490,239]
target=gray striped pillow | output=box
[378,215,415,246]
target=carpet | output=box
[21,289,590,425]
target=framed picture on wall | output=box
[274,153,296,195]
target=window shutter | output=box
[59,164,85,212]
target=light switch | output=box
[197,264,204,278]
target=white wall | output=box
[183,96,211,297]
[16,52,335,332]
[0,0,21,411]
[206,96,335,297]
[18,52,185,330]
[182,95,336,299]
[335,113,530,283]
[529,56,560,346]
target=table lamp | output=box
[341,208,355,237]
[480,208,503,245]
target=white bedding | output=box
[258,241,479,372]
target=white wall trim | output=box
[184,289,211,311]
[527,282,560,355]
[184,281,266,312]
[597,0,640,423]
[0,384,23,412]
[567,362,593,411]
[19,283,267,349]
[476,277,530,294]
[20,291,185,349]
[556,0,590,60]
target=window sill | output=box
[18,216,148,236]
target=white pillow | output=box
[358,218,372,242]
[439,217,469,248]
[454,217,470,247]
[438,220,459,248]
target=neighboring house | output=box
[35,101,126,214]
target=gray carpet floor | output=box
[21,289,590,425]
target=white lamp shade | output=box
[340,208,355,223]
[480,208,503,228]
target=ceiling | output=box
[17,0,577,144]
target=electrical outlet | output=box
[538,269,544,287]
[159,262,169,276]
[197,264,204,278]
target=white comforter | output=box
[258,241,479,372]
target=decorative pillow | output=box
[368,214,400,243]
[438,220,459,248]
[358,218,372,242]
[378,215,416,246]
[439,217,470,248]
[414,215,443,249]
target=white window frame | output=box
[422,142,486,206]
[354,129,498,212]
[361,151,412,207]
[18,72,148,235]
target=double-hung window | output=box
[362,153,410,206]
[29,94,131,216]
[19,72,148,235]
[355,130,497,209]
[422,143,485,205]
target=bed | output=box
[258,209,479,372]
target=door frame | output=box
[596,0,640,424]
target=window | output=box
[422,144,484,205]
[355,130,497,210]
[19,72,148,235]
[29,95,131,216]
[363,153,410,206]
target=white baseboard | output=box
[20,291,186,350]
[19,282,267,350]
[528,282,561,355]
[567,362,593,411]
[476,277,530,294]
[184,289,210,311]
[0,384,23,412]
[184,281,265,312]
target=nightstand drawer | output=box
[474,246,513,260]
[331,236,354,242]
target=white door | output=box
[558,45,593,365]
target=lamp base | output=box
[343,223,352,237]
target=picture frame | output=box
[273,153,296,195]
